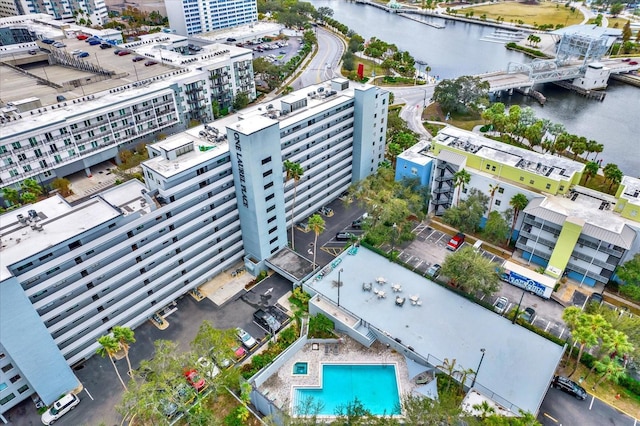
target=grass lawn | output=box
[608,17,631,29]
[462,1,583,27]
[423,102,485,131]
[556,361,640,419]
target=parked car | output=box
[28,49,37,55]
[184,369,207,392]
[117,50,131,56]
[88,39,101,45]
[159,397,179,419]
[76,34,89,40]
[236,327,258,349]
[132,56,145,62]
[77,52,89,58]
[100,43,112,49]
[427,264,441,279]
[335,232,353,241]
[41,39,55,44]
[53,42,66,48]
[446,232,465,251]
[175,383,196,406]
[197,356,220,379]
[493,296,509,315]
[521,307,536,324]
[351,218,365,228]
[41,393,80,425]
[233,345,247,359]
[226,37,237,42]
[552,375,587,400]
[71,49,82,55]
[254,308,281,332]
[318,206,333,216]
[144,60,158,66]
[113,49,123,55]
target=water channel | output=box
[309,0,640,175]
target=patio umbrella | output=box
[404,356,430,379]
[414,377,439,401]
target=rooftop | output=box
[434,127,584,181]
[0,195,121,281]
[620,176,640,206]
[524,189,637,249]
[195,22,284,44]
[304,247,564,415]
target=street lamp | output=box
[390,223,398,261]
[512,290,525,324]
[337,268,344,308]
[420,88,428,108]
[471,348,486,388]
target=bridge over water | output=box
[478,58,640,92]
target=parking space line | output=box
[543,412,558,423]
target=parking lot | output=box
[248,37,303,65]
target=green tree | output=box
[571,138,587,159]
[617,254,640,300]
[432,76,490,115]
[487,183,500,215]
[603,163,623,190]
[284,160,304,251]
[453,169,471,207]
[20,178,43,196]
[232,91,250,111]
[190,320,236,365]
[315,6,333,22]
[483,211,510,245]
[585,329,633,380]
[112,326,136,379]
[97,334,128,390]
[442,188,488,234]
[592,357,626,390]
[569,313,611,377]
[610,2,624,17]
[582,161,599,185]
[441,246,501,296]
[2,187,20,206]
[507,193,529,244]
[20,192,37,204]
[308,214,325,268]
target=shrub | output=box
[308,313,335,338]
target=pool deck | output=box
[259,336,417,415]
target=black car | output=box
[588,292,604,306]
[253,309,281,332]
[351,218,365,229]
[521,307,536,324]
[552,376,587,400]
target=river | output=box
[309,0,640,175]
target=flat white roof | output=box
[435,127,584,181]
[0,195,121,281]
[620,176,640,207]
[398,139,434,166]
[305,247,564,415]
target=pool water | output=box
[293,362,308,375]
[294,364,400,416]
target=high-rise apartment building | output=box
[165,0,257,36]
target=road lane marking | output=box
[589,394,595,410]
[543,412,558,423]
[85,387,94,401]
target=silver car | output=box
[493,296,509,315]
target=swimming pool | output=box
[294,364,400,416]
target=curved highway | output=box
[292,27,345,89]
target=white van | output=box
[473,240,483,252]
[41,393,80,425]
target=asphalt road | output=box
[538,387,638,426]
[292,27,345,89]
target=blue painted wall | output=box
[395,156,433,187]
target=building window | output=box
[485,164,490,170]
[264,182,273,190]
[491,166,496,172]
[495,200,501,206]
[519,177,524,182]
[266,205,275,213]
[261,156,271,165]
[268,216,276,223]
[17,385,29,394]
[1,364,13,373]
[0,383,6,392]
[498,187,504,194]
[9,375,20,384]
[263,170,273,178]
[545,183,551,189]
[529,180,534,185]
[0,393,15,405]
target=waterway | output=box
[309,0,640,175]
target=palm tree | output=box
[562,307,583,362]
[308,214,325,268]
[284,160,304,251]
[592,143,604,161]
[592,357,626,390]
[487,183,500,215]
[97,335,128,390]
[453,169,471,207]
[436,358,458,392]
[582,161,599,185]
[112,326,136,378]
[585,329,633,380]
[569,313,611,378]
[20,178,43,197]
[506,193,528,245]
[472,400,496,419]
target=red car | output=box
[117,50,131,56]
[76,34,89,40]
[184,369,207,392]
